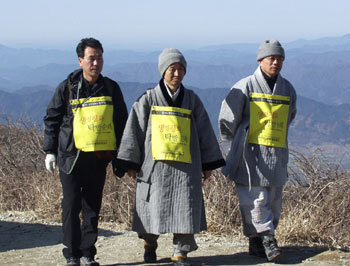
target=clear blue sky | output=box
[2,0,350,50]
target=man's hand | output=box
[202,170,212,180]
[45,154,56,174]
[127,170,137,178]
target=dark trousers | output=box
[59,152,107,259]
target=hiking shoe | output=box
[262,235,282,262]
[80,256,100,266]
[66,257,80,266]
[171,256,191,266]
[249,236,266,258]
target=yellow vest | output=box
[151,106,192,163]
[71,96,116,151]
[248,93,290,148]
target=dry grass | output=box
[202,171,242,236]
[100,167,135,227]
[0,120,61,220]
[279,149,350,248]
[0,121,349,249]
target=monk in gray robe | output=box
[219,40,297,262]
[117,48,225,266]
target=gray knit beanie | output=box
[257,40,285,61]
[158,48,187,76]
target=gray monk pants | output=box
[235,184,283,237]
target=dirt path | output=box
[1,212,349,266]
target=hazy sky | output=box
[2,0,350,50]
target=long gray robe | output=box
[219,67,297,187]
[117,84,224,234]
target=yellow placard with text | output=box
[248,93,290,148]
[151,106,192,163]
[71,96,116,151]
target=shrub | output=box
[279,149,350,248]
[0,122,349,249]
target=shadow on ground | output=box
[0,220,120,252]
[104,246,329,266]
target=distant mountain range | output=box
[1,81,349,147]
[1,34,350,105]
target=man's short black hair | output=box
[76,38,104,58]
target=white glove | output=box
[45,154,57,174]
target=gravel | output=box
[1,211,349,266]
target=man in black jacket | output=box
[43,38,128,266]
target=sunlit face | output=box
[78,46,104,84]
[258,55,284,78]
[163,62,186,92]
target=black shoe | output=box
[144,250,157,263]
[171,256,191,266]
[80,256,99,266]
[66,257,80,266]
[262,235,282,262]
[249,237,266,258]
[143,241,157,263]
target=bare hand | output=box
[127,170,137,179]
[202,170,212,180]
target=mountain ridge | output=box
[1,34,350,105]
[1,82,349,148]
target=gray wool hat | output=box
[158,48,187,76]
[257,40,285,61]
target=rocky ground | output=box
[1,211,350,266]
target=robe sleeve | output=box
[192,93,225,171]
[219,81,248,141]
[116,93,151,171]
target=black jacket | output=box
[43,69,128,174]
